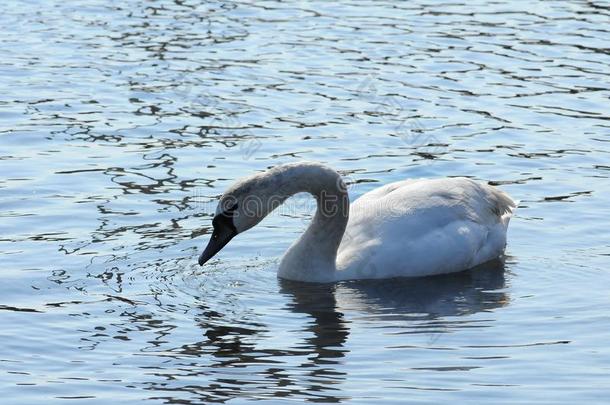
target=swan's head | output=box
[198,173,284,266]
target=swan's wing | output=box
[353,177,515,221]
[337,178,516,279]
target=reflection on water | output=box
[331,260,508,320]
[1,0,610,403]
[132,261,508,403]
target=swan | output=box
[197,162,516,283]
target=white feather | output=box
[336,177,516,280]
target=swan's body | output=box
[333,177,514,282]
[198,162,516,283]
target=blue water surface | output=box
[1,1,609,403]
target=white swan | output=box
[198,162,516,283]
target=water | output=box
[1,0,609,403]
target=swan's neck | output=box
[275,163,349,282]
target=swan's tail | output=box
[489,188,518,226]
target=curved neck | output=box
[274,163,349,282]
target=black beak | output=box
[198,215,238,265]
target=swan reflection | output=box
[270,259,509,399]
[134,260,509,403]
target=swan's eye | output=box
[211,204,239,235]
[220,200,239,214]
[226,202,238,213]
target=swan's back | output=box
[336,177,516,280]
